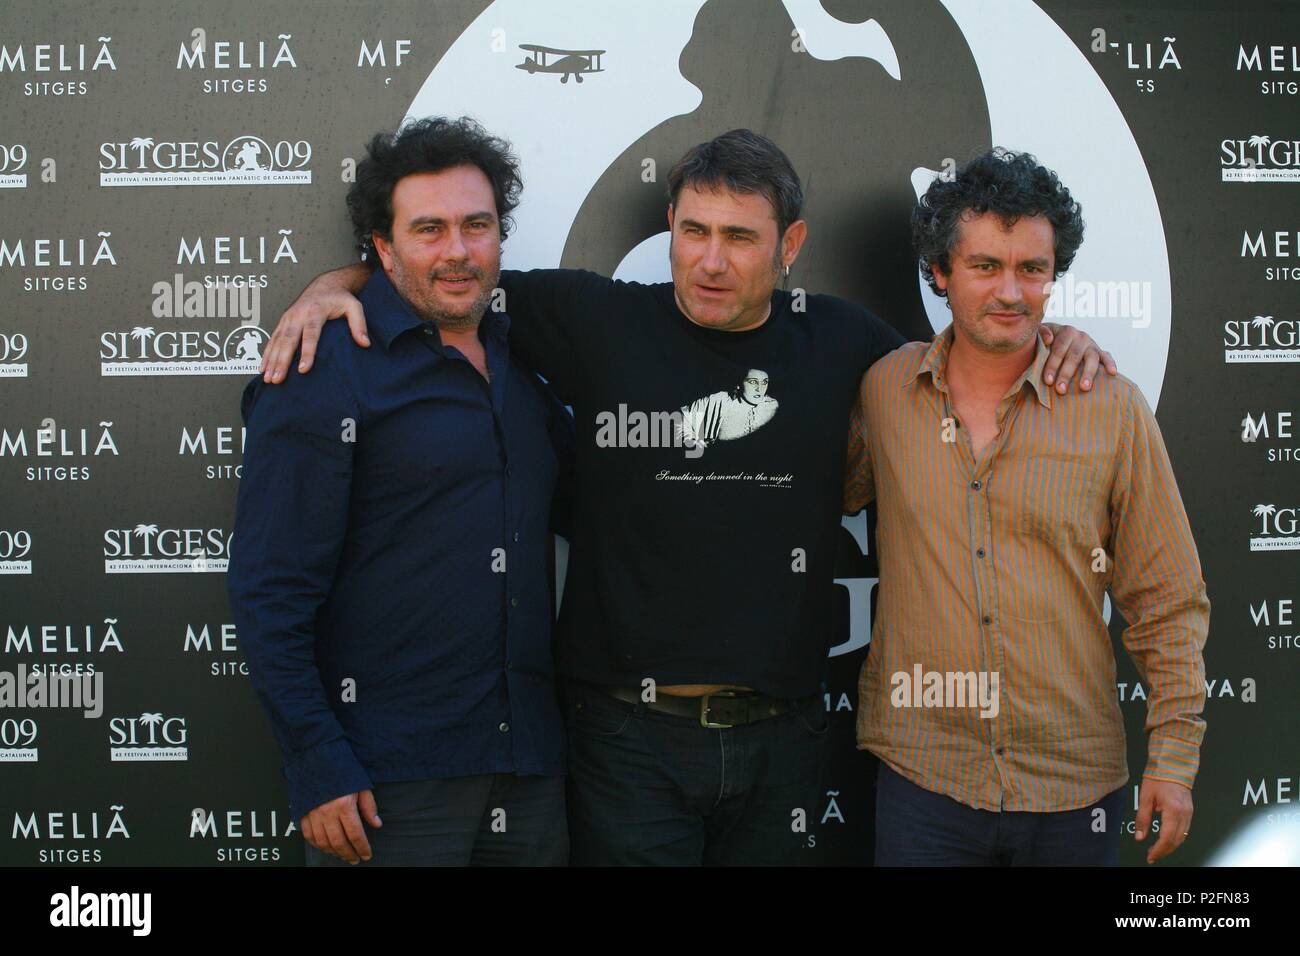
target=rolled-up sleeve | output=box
[226,357,371,821]
[1107,385,1210,790]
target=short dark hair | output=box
[347,116,523,262]
[912,148,1084,297]
[666,129,804,237]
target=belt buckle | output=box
[700,690,738,729]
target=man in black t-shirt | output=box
[257,125,1112,866]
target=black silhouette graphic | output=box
[561,0,993,342]
[517,44,606,83]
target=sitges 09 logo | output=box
[100,320,268,377]
[1223,313,1298,363]
[108,712,188,762]
[0,331,29,377]
[98,134,312,186]
[1249,504,1300,552]
[0,144,29,188]
[1221,134,1300,182]
[102,526,231,573]
[0,529,33,575]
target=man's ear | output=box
[781,219,808,269]
[930,261,949,294]
[371,232,394,272]
[666,204,675,231]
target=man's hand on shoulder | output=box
[1039,322,1118,394]
[261,263,374,384]
[300,789,382,864]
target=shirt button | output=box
[995,746,1005,755]
[970,480,981,491]
[976,548,985,558]
[510,597,518,607]
[513,532,520,542]
[982,615,992,625]
[499,722,510,733]
[505,467,513,478]
[423,326,434,336]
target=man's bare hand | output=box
[300,789,382,864]
[1135,777,1193,864]
[261,263,373,384]
[1039,322,1118,394]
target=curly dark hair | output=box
[912,148,1084,297]
[347,116,523,262]
[666,129,804,238]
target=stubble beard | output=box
[960,306,1041,354]
[392,256,501,333]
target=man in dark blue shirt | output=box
[227,117,571,866]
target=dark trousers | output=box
[304,773,568,867]
[563,682,829,866]
[873,763,1123,866]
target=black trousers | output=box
[563,682,829,866]
[304,773,568,867]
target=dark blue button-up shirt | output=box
[227,268,571,821]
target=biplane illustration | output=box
[516,44,605,83]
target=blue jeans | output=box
[562,682,829,866]
[303,773,567,867]
[874,763,1123,866]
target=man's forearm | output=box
[312,261,373,296]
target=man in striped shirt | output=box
[844,150,1209,866]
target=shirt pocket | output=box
[1005,448,1102,623]
[1015,447,1099,546]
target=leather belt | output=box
[601,685,795,729]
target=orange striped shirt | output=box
[844,325,1209,811]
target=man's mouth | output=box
[694,282,732,298]
[436,273,477,293]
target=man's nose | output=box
[443,226,468,262]
[996,267,1024,304]
[700,237,727,274]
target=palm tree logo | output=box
[139,711,163,746]
[130,326,155,359]
[1253,503,1275,535]
[128,136,155,166]
[132,523,158,555]
[1250,315,1274,346]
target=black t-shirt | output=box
[501,269,905,698]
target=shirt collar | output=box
[909,323,1053,410]
[358,267,511,353]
